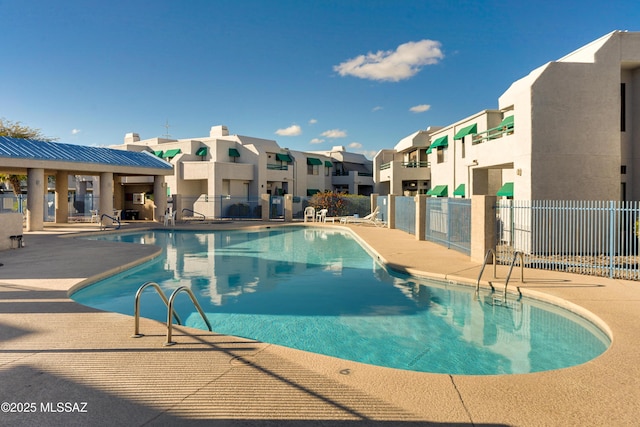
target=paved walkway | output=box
[0,221,639,426]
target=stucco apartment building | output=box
[375,30,640,202]
[116,125,373,218]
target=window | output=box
[437,148,446,164]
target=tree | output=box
[0,118,57,195]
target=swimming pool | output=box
[72,227,610,375]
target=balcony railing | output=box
[472,124,514,145]
[267,164,288,170]
[379,161,430,170]
[401,161,430,168]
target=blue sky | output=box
[2,0,639,158]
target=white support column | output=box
[99,172,114,226]
[26,168,45,231]
[154,175,167,222]
[55,171,69,223]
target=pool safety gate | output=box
[425,198,472,255]
[496,199,640,280]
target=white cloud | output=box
[275,124,302,136]
[409,104,431,113]
[372,106,383,112]
[333,39,443,82]
[71,128,81,135]
[309,138,324,144]
[321,129,347,138]
[348,142,362,149]
[308,118,317,125]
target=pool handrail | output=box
[131,281,182,338]
[181,208,206,221]
[503,251,525,300]
[475,249,497,295]
[99,213,121,230]
[164,286,212,346]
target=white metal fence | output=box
[496,200,640,279]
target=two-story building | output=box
[376,30,640,202]
[115,125,373,218]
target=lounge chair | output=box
[341,206,385,227]
[304,206,315,222]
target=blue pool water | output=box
[72,227,610,375]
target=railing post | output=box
[471,195,497,264]
[609,200,615,278]
[261,194,270,220]
[387,195,396,229]
[415,194,427,240]
[284,194,293,222]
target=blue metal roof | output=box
[0,136,173,170]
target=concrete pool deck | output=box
[0,221,638,426]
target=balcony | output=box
[401,161,430,168]
[472,116,514,145]
[267,164,288,170]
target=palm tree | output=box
[0,118,57,195]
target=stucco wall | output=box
[0,213,24,251]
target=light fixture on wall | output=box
[517,168,522,176]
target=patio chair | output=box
[304,206,315,222]
[113,210,122,222]
[316,208,328,223]
[90,209,100,223]
[164,210,176,226]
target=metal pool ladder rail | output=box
[502,251,524,301]
[475,249,497,296]
[164,286,212,346]
[131,282,212,346]
[132,281,183,338]
[475,249,525,301]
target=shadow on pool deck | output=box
[0,221,639,426]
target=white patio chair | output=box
[316,208,328,222]
[304,206,315,222]
[164,210,176,226]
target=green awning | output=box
[429,135,448,149]
[453,184,465,197]
[324,160,333,167]
[276,153,292,162]
[163,148,181,158]
[307,189,320,196]
[228,148,240,157]
[427,185,448,197]
[500,116,514,127]
[425,147,432,155]
[496,182,514,197]
[153,150,164,157]
[454,124,477,140]
[307,157,322,165]
[196,147,208,156]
